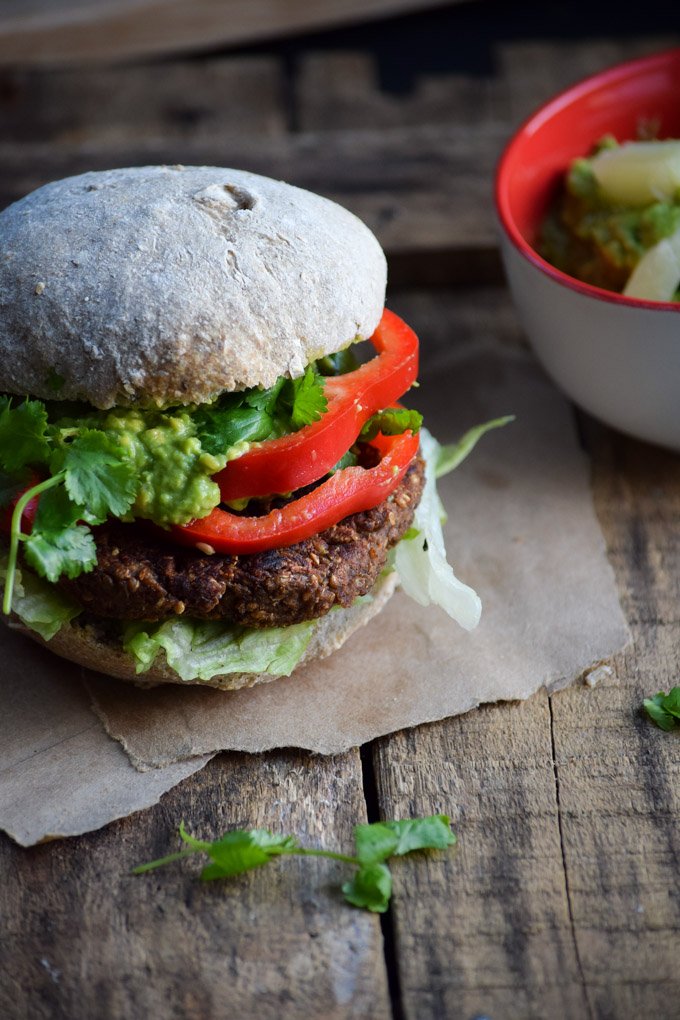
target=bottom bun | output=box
[13,571,398,691]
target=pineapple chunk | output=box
[623,225,680,301]
[591,140,680,206]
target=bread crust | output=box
[10,571,398,690]
[0,166,387,408]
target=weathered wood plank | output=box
[372,289,680,1018]
[0,0,461,68]
[0,57,289,144]
[370,699,590,1020]
[295,38,677,133]
[0,750,391,1020]
[547,423,680,1017]
[0,36,676,266]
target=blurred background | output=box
[0,0,677,292]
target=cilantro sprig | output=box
[133,814,457,913]
[194,365,328,455]
[0,399,137,614]
[643,687,680,731]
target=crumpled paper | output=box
[0,634,211,846]
[0,341,630,843]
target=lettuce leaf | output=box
[122,616,316,682]
[0,552,81,640]
[394,422,510,630]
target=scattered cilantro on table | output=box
[133,814,457,913]
[643,687,680,731]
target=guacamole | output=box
[49,404,246,528]
[539,136,680,298]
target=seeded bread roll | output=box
[11,571,398,691]
[0,165,387,408]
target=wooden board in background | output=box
[0,37,675,273]
[0,0,462,68]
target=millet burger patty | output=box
[58,457,425,629]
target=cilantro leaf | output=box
[23,523,97,582]
[0,399,51,471]
[660,687,680,718]
[355,815,456,864]
[382,815,457,855]
[61,429,137,519]
[179,821,298,880]
[133,814,457,913]
[342,863,392,913]
[644,688,680,730]
[31,484,83,534]
[199,829,298,880]
[195,405,275,456]
[288,366,328,429]
[194,368,326,456]
[330,450,358,473]
[244,377,285,414]
[360,407,423,442]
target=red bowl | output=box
[494,46,680,450]
[495,45,680,312]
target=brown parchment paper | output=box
[0,630,212,846]
[85,345,631,768]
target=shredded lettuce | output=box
[394,419,512,630]
[122,616,316,682]
[0,552,81,640]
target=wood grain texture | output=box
[370,290,680,1019]
[0,750,390,1020]
[0,0,460,68]
[0,38,675,259]
[549,423,680,1017]
[371,700,591,1020]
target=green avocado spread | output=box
[539,136,680,296]
[99,408,244,525]
[51,405,246,527]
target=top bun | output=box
[0,166,387,408]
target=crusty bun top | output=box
[0,165,387,408]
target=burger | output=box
[0,165,489,690]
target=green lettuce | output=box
[394,419,512,630]
[122,616,317,682]
[0,552,81,640]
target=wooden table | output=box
[2,10,679,1019]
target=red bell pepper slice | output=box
[172,429,419,556]
[215,308,418,502]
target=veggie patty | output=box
[57,457,425,628]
